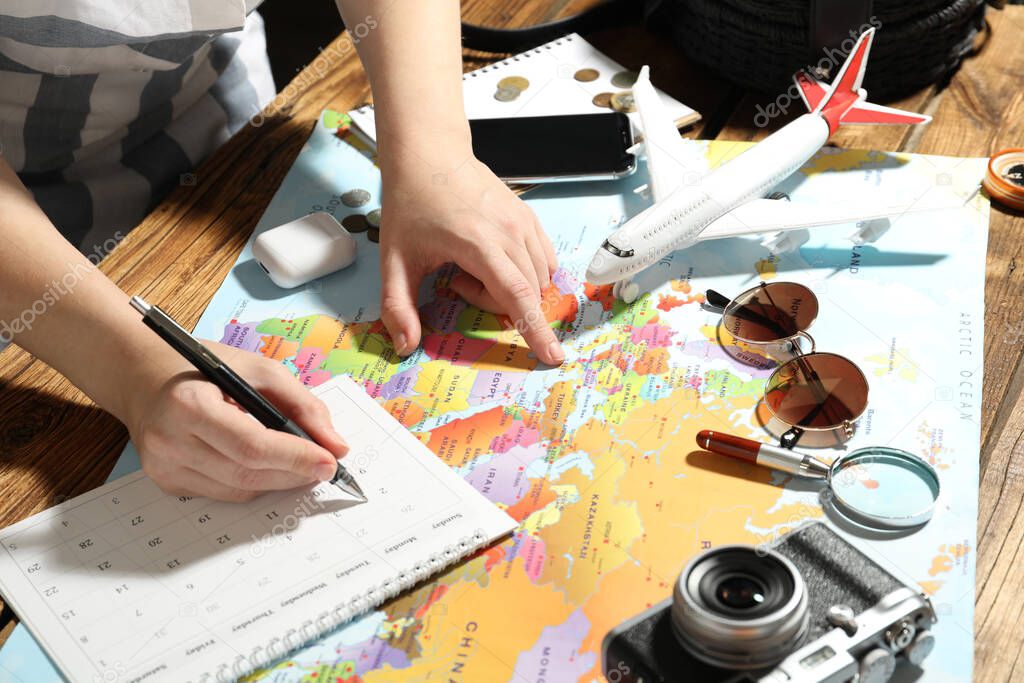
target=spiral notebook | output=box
[0,375,516,683]
[347,33,700,143]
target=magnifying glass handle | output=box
[696,430,830,479]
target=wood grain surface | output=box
[0,2,1021,680]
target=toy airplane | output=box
[586,28,945,302]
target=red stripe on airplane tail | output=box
[795,71,826,111]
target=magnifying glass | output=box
[696,430,940,531]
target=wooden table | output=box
[1,2,1021,679]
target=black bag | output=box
[462,0,988,101]
[651,0,987,99]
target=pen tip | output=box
[332,476,367,502]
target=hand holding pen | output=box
[127,296,365,502]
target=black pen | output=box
[129,296,366,501]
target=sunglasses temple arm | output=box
[704,289,732,312]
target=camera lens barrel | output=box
[670,545,809,670]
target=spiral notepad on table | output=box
[348,33,700,143]
[0,375,515,683]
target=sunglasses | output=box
[704,281,869,448]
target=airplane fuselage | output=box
[586,112,832,285]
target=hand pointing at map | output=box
[339,0,565,367]
[377,152,564,366]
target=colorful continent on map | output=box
[227,265,822,683]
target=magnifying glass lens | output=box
[828,447,940,529]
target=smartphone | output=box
[469,113,636,183]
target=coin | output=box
[574,68,599,82]
[611,70,639,88]
[498,76,529,92]
[341,188,371,207]
[610,91,636,113]
[366,208,381,228]
[367,227,380,243]
[341,213,369,233]
[494,86,521,102]
[592,92,613,109]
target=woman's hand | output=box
[0,160,345,503]
[335,0,565,364]
[126,342,349,502]
[377,144,565,366]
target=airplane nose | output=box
[586,247,619,285]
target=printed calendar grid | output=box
[3,459,466,671]
[0,376,517,682]
[87,493,481,676]
[3,468,478,677]
[3,455,464,597]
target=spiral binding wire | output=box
[463,34,576,78]
[349,34,579,119]
[198,528,489,683]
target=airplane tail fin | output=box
[793,28,931,133]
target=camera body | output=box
[603,522,936,683]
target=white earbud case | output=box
[252,212,357,289]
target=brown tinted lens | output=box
[722,283,818,343]
[764,352,868,429]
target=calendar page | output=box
[0,376,516,683]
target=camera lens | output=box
[715,575,766,609]
[670,546,808,671]
[694,555,796,622]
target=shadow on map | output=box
[684,449,778,486]
[633,237,947,296]
[235,259,295,301]
[686,447,928,541]
[821,502,924,541]
[227,131,388,320]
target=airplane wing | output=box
[698,196,965,241]
[632,66,706,202]
[837,100,932,125]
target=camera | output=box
[603,522,936,683]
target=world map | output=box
[224,115,987,683]
[0,113,988,683]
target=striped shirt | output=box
[0,1,276,252]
